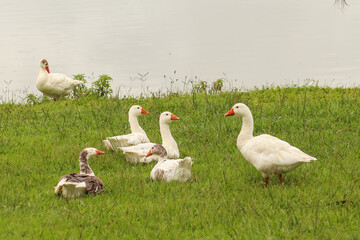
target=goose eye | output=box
[166,114,168,116]
[236,106,239,108]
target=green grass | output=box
[0,86,359,239]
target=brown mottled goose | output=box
[54,148,105,199]
[146,144,192,182]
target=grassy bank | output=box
[0,86,359,239]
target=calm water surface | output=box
[1,0,360,99]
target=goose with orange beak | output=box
[119,111,180,164]
[103,105,150,151]
[225,103,317,186]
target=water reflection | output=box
[0,0,359,101]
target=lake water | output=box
[0,0,359,101]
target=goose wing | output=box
[107,133,150,150]
[55,173,104,195]
[240,134,317,170]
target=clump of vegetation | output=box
[193,80,208,93]
[210,78,224,93]
[24,93,38,105]
[72,74,88,98]
[91,74,113,98]
[192,79,224,94]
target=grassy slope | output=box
[0,86,359,239]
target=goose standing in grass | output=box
[146,144,192,182]
[225,103,317,186]
[119,111,180,164]
[54,148,105,199]
[36,59,83,100]
[103,105,150,151]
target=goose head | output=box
[79,148,105,175]
[146,144,167,158]
[40,59,50,73]
[129,105,149,117]
[159,111,180,124]
[224,103,251,118]
[81,148,105,159]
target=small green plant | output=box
[91,74,113,98]
[23,94,51,104]
[24,93,39,105]
[193,80,208,93]
[211,78,224,93]
[72,74,88,98]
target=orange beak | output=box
[96,150,105,155]
[224,108,235,117]
[45,66,50,73]
[171,114,180,120]
[146,150,152,157]
[141,108,149,114]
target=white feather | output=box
[119,143,155,164]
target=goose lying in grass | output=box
[146,144,192,182]
[225,103,317,186]
[103,105,150,151]
[119,111,179,164]
[54,148,105,199]
[36,59,83,100]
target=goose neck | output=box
[160,122,175,145]
[79,151,95,176]
[129,114,145,133]
[159,122,179,158]
[237,111,254,149]
[39,68,48,76]
[37,68,47,82]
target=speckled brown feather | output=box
[59,173,104,194]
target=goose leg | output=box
[264,177,269,186]
[278,174,282,185]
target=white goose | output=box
[146,144,192,182]
[36,59,83,100]
[103,105,150,151]
[119,111,180,164]
[225,103,317,186]
[54,148,105,199]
